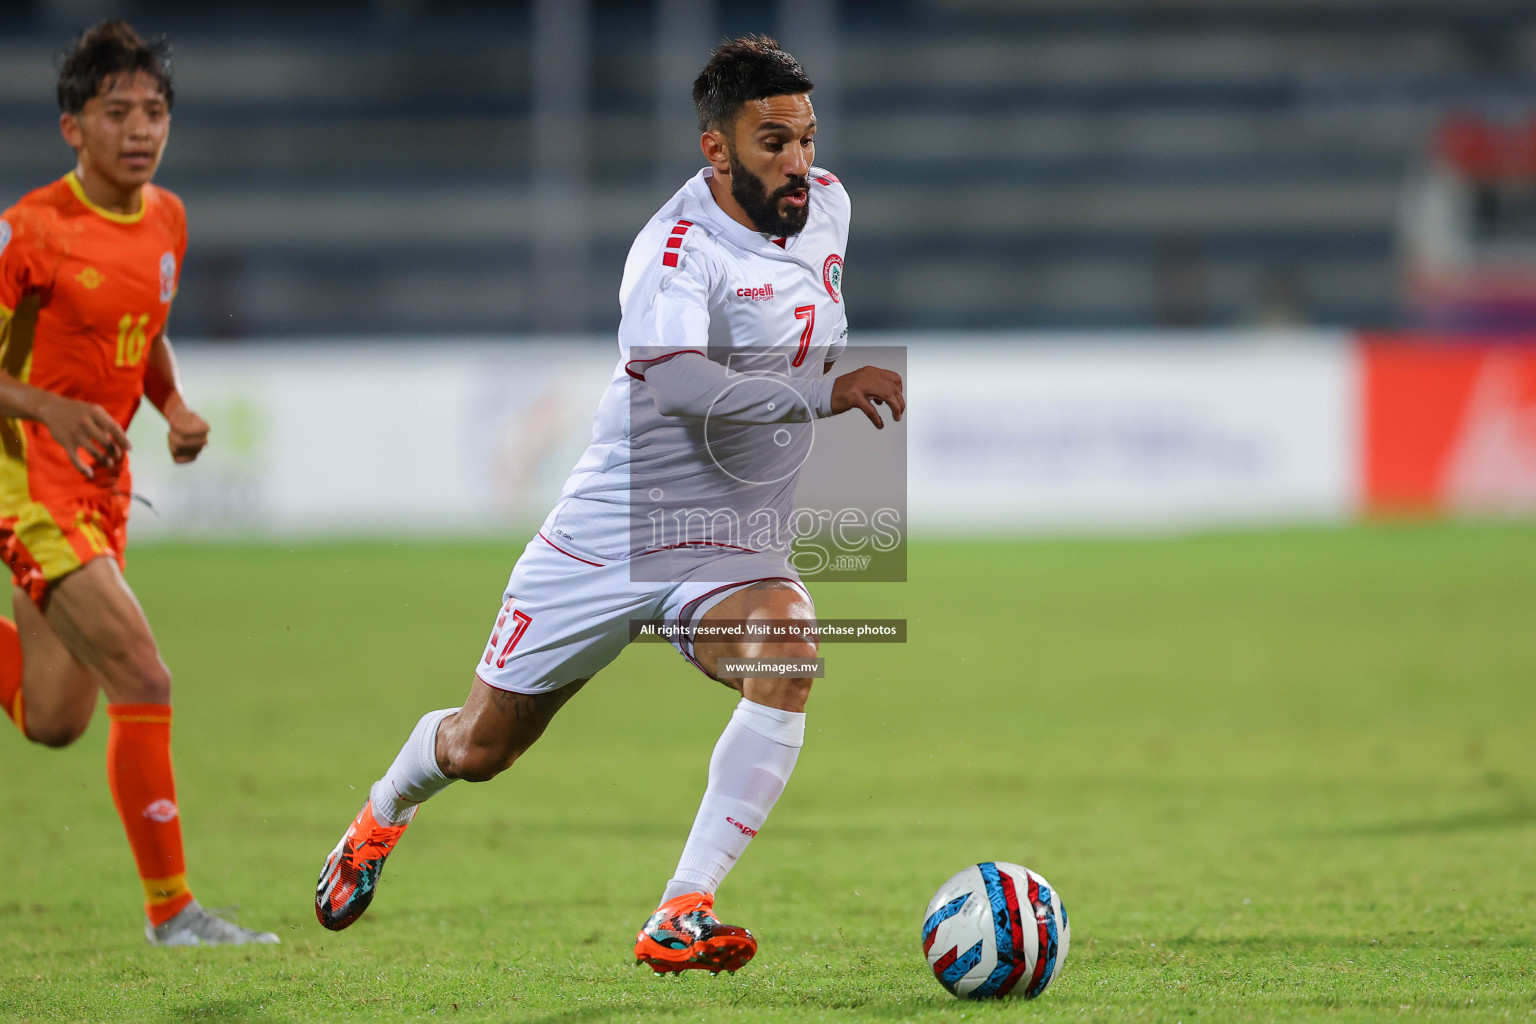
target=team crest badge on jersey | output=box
[75,266,104,289]
[159,251,177,303]
[823,253,843,303]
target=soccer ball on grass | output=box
[920,861,1070,999]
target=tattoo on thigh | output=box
[490,685,531,726]
[488,677,586,728]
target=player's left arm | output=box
[824,311,848,375]
[143,331,209,463]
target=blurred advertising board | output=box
[1362,335,1536,517]
[906,334,1357,533]
[126,331,1536,539]
[124,340,617,539]
[123,332,1373,541]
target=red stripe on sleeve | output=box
[624,348,704,381]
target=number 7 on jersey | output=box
[793,305,815,367]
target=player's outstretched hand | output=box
[38,394,130,479]
[165,401,210,464]
[831,365,905,429]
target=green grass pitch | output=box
[2,524,1533,1022]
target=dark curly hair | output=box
[692,35,813,133]
[57,20,174,114]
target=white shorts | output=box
[473,532,811,694]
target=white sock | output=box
[370,707,458,826]
[661,698,805,903]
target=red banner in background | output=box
[1361,335,1536,515]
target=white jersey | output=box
[540,166,851,564]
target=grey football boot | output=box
[146,901,280,947]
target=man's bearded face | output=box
[728,146,810,237]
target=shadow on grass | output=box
[519,993,956,1024]
[1125,934,1528,954]
[1320,802,1536,837]
[500,819,929,842]
[171,997,265,1021]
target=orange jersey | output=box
[0,171,186,505]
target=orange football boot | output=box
[634,891,757,974]
[315,799,413,930]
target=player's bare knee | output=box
[763,638,817,660]
[741,674,813,713]
[24,714,90,749]
[442,741,519,782]
[756,639,818,670]
[780,675,815,706]
[437,727,521,782]
[741,657,815,711]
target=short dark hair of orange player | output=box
[56,19,174,115]
[692,35,813,133]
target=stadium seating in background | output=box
[2,0,1534,336]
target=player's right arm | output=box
[0,211,130,478]
[646,350,834,424]
[0,363,131,478]
[644,342,902,429]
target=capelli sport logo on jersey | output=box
[0,220,11,257]
[736,283,775,301]
[158,251,176,303]
[823,253,843,303]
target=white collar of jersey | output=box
[684,169,810,262]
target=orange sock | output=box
[0,616,23,735]
[106,703,194,925]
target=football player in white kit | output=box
[315,36,904,976]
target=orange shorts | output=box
[1,490,129,607]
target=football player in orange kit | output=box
[0,21,277,946]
